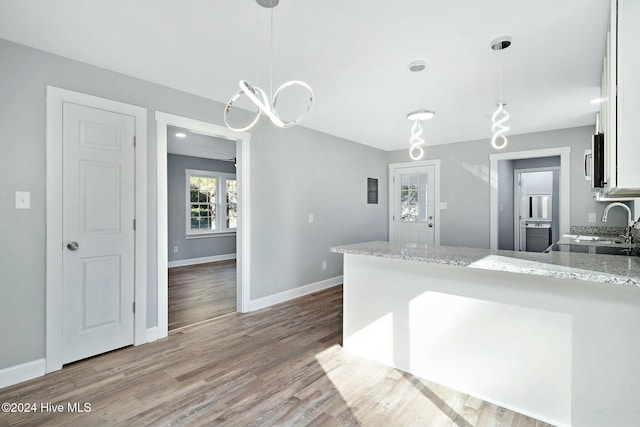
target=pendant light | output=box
[490,35,512,150]
[406,60,435,160]
[224,0,314,132]
[407,110,435,160]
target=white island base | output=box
[342,254,640,427]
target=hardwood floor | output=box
[0,287,554,427]
[168,260,236,330]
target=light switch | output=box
[15,191,31,209]
[588,212,597,223]
[440,202,448,210]
[308,213,314,223]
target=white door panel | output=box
[391,165,436,245]
[62,102,135,364]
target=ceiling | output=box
[0,0,610,151]
[167,126,236,161]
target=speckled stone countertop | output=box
[330,241,640,286]
[557,234,633,248]
[569,225,628,236]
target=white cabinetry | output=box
[601,0,640,195]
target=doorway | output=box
[389,160,441,245]
[513,167,560,252]
[166,126,238,330]
[155,112,251,341]
[46,87,148,373]
[489,147,571,250]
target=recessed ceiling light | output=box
[256,0,279,7]
[408,60,427,72]
[175,132,186,138]
[590,97,606,104]
[407,110,435,121]
[491,35,512,51]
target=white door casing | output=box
[61,103,135,364]
[489,147,570,250]
[155,111,251,342]
[389,160,441,246]
[46,86,147,373]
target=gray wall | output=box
[513,156,561,170]
[250,121,389,298]
[167,154,237,262]
[387,126,631,248]
[0,38,388,370]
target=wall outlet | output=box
[588,213,597,223]
[308,213,314,223]
[173,246,179,253]
[321,260,327,270]
[15,191,30,209]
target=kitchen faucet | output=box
[601,202,635,243]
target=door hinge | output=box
[133,219,136,230]
[133,136,137,147]
[393,215,395,221]
[133,302,136,313]
[393,176,395,183]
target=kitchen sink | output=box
[572,235,622,243]
[551,234,638,256]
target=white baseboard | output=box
[145,327,159,343]
[168,253,236,268]
[248,276,343,312]
[0,359,46,389]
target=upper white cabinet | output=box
[601,0,640,194]
[601,0,640,196]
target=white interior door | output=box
[62,102,136,364]
[391,165,436,244]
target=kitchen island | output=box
[330,241,640,427]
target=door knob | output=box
[67,241,79,251]
[428,223,433,228]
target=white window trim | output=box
[185,169,237,237]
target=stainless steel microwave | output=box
[585,132,605,188]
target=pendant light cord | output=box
[270,6,274,101]
[499,62,504,105]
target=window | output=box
[400,173,428,222]
[186,169,237,236]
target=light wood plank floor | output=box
[0,287,554,427]
[168,260,236,330]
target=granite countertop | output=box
[330,241,640,287]
[557,234,633,248]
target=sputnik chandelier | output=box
[490,35,512,150]
[406,60,435,161]
[224,0,314,132]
